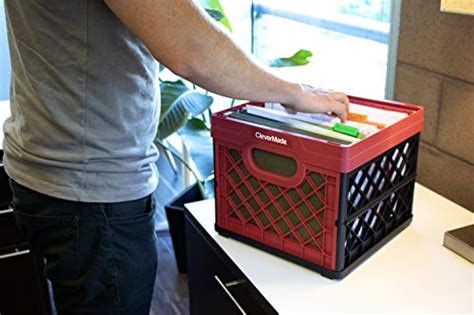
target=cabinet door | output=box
[186,214,277,315]
[0,160,51,315]
[0,159,12,208]
[0,208,25,249]
[186,219,245,315]
[0,248,51,315]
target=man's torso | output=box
[3,0,160,202]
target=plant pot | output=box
[165,183,205,273]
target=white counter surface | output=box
[185,184,473,315]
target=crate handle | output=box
[242,144,306,188]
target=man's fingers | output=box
[288,86,349,122]
[325,92,348,122]
[327,99,347,122]
[329,91,347,103]
[329,92,350,110]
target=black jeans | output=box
[9,179,158,315]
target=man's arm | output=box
[104,0,348,119]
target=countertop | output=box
[185,184,473,315]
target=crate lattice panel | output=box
[216,146,339,269]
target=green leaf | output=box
[187,117,210,131]
[205,8,224,22]
[200,0,232,32]
[158,80,213,139]
[270,49,313,68]
[158,108,189,140]
[159,80,189,123]
[179,119,214,181]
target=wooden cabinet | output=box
[0,152,51,315]
[185,211,277,315]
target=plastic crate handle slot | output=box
[252,148,297,177]
[242,144,306,188]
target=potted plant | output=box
[159,0,314,272]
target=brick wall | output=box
[394,0,474,211]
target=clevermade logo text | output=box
[255,132,288,146]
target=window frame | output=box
[250,0,402,100]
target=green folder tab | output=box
[332,123,359,138]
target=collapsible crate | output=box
[211,97,424,279]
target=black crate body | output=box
[335,134,419,273]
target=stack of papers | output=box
[265,103,381,137]
[226,102,409,146]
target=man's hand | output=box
[284,85,349,121]
[105,0,349,119]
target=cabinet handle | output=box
[214,275,247,315]
[0,208,13,215]
[0,249,30,260]
[224,279,247,287]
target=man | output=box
[3,0,349,314]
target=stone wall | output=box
[394,0,474,211]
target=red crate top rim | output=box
[213,96,423,149]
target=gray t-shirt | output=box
[3,0,160,202]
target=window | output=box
[0,0,10,101]
[0,1,401,101]
[252,0,398,99]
